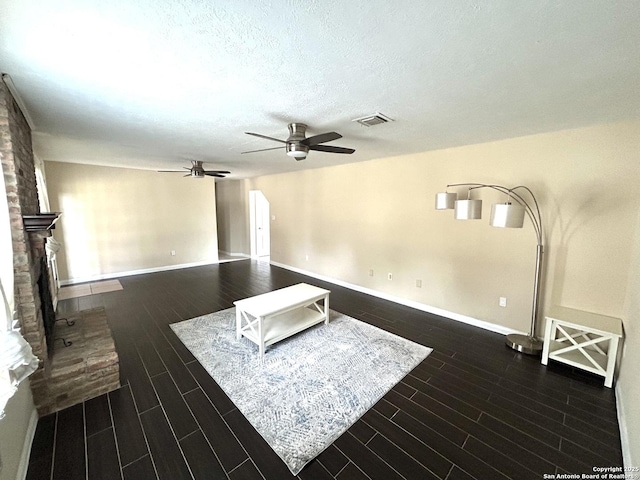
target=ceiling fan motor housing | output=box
[191,161,205,177]
[287,123,309,159]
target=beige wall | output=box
[0,382,36,480]
[619,204,640,467]
[245,121,640,333]
[216,180,249,255]
[45,162,219,283]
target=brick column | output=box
[2,81,121,415]
[1,80,49,384]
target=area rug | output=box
[170,308,431,475]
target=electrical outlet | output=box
[171,250,176,256]
[305,255,309,261]
[368,269,374,277]
[499,297,507,307]
[416,279,422,288]
[388,273,393,281]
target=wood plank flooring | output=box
[26,260,623,479]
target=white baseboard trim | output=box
[17,407,39,480]
[616,383,633,468]
[270,261,522,336]
[59,260,220,286]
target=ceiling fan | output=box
[242,123,355,160]
[158,160,230,178]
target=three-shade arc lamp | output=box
[435,184,544,355]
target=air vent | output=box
[352,113,394,127]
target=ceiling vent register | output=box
[352,113,394,127]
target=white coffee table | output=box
[234,283,331,359]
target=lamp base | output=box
[505,333,543,356]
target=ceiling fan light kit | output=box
[243,122,355,160]
[286,143,309,160]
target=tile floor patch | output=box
[59,280,123,299]
[90,281,123,294]
[58,284,92,300]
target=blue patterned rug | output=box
[171,307,431,475]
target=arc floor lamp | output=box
[435,183,544,355]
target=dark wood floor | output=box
[26,260,623,480]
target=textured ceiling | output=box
[1,0,639,179]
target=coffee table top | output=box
[234,283,330,318]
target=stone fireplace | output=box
[1,79,119,415]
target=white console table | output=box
[541,307,623,388]
[234,283,331,360]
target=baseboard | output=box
[270,261,522,337]
[16,407,39,480]
[616,383,633,467]
[59,260,220,285]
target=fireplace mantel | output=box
[22,212,61,232]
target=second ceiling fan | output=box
[158,160,230,178]
[242,123,355,160]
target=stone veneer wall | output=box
[1,80,119,415]
[0,80,48,360]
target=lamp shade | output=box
[454,199,482,219]
[490,203,525,228]
[435,192,456,210]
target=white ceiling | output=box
[1,1,639,179]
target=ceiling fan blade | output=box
[241,146,284,154]
[204,172,226,177]
[309,145,355,154]
[204,170,230,174]
[245,132,287,143]
[157,170,185,173]
[302,131,342,146]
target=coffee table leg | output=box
[259,316,265,360]
[324,294,330,324]
[236,308,242,340]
